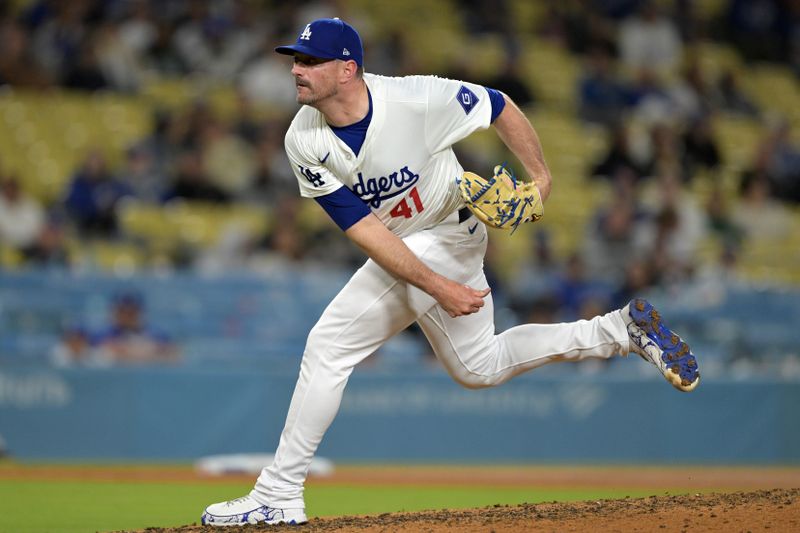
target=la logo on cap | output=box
[275,17,363,67]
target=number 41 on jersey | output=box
[390,187,424,218]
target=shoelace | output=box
[226,496,250,507]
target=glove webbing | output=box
[463,164,531,234]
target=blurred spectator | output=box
[361,28,417,77]
[553,253,597,320]
[23,214,72,268]
[231,92,264,145]
[704,182,743,247]
[713,68,760,118]
[733,171,792,239]
[618,1,683,77]
[610,258,654,309]
[681,115,722,180]
[50,325,107,368]
[93,292,179,365]
[460,0,511,35]
[30,1,88,81]
[646,123,685,182]
[521,294,560,325]
[0,19,52,88]
[93,20,144,93]
[518,227,558,279]
[627,68,675,125]
[118,145,166,204]
[16,0,56,30]
[533,228,557,272]
[577,295,610,322]
[181,100,216,151]
[755,119,800,203]
[577,46,629,127]
[589,0,642,21]
[564,3,618,56]
[693,241,741,290]
[672,0,703,43]
[117,0,158,58]
[196,221,260,275]
[291,0,341,33]
[789,1,800,78]
[171,1,263,82]
[62,38,109,91]
[667,59,715,122]
[583,198,639,280]
[248,126,296,206]
[200,117,256,198]
[132,110,182,180]
[589,125,649,181]
[250,198,310,271]
[638,172,708,281]
[0,175,45,254]
[162,150,231,204]
[725,0,785,63]
[536,0,571,46]
[143,19,187,76]
[64,150,132,237]
[481,54,536,109]
[239,40,300,109]
[582,169,648,280]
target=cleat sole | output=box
[630,299,700,392]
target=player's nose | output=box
[291,62,307,76]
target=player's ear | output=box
[340,59,359,82]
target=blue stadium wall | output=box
[1,367,798,463]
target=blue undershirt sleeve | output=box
[314,186,371,231]
[485,87,506,123]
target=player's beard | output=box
[296,79,337,106]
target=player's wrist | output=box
[425,273,452,300]
[534,178,551,202]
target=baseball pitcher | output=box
[202,18,700,526]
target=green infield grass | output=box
[0,478,678,533]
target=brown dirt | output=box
[3,463,799,531]
[133,488,800,532]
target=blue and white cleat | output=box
[201,495,307,527]
[626,298,700,392]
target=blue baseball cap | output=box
[275,18,363,67]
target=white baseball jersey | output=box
[252,70,633,511]
[284,73,495,237]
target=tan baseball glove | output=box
[456,165,543,232]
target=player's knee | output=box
[450,370,502,390]
[302,326,352,370]
[302,326,327,364]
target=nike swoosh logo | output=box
[468,223,478,234]
[319,152,330,164]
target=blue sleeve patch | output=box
[457,85,479,115]
[485,87,506,123]
[315,186,371,231]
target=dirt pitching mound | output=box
[135,488,799,532]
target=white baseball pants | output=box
[252,211,631,509]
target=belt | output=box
[457,207,472,223]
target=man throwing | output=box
[202,18,699,526]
